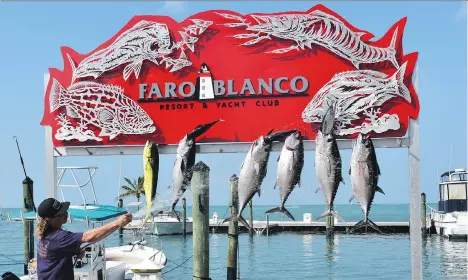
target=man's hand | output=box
[116,213,133,227]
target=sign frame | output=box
[43,63,421,278]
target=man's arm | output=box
[81,213,132,243]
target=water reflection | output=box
[422,236,467,279]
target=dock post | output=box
[182,198,187,237]
[192,161,210,280]
[23,177,35,275]
[227,175,239,280]
[326,209,334,238]
[248,200,254,236]
[266,214,269,237]
[421,193,427,238]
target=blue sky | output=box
[0,1,466,208]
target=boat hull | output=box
[432,211,468,240]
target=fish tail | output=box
[49,78,67,112]
[265,206,295,221]
[392,61,411,103]
[66,53,77,83]
[222,214,251,230]
[387,27,399,68]
[350,218,382,234]
[315,208,333,221]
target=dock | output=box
[209,220,410,234]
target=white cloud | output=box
[455,1,467,21]
[156,1,187,15]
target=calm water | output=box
[1,204,466,279]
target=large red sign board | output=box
[41,4,419,147]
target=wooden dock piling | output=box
[192,161,210,280]
[23,177,34,275]
[248,200,254,236]
[325,205,334,237]
[421,193,427,237]
[227,174,239,280]
[182,198,187,237]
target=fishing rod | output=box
[13,136,36,212]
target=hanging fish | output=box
[349,133,385,233]
[265,130,304,221]
[142,140,159,225]
[223,129,297,229]
[315,105,345,221]
[169,118,223,220]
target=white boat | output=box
[125,206,193,236]
[12,166,168,280]
[428,168,468,240]
[21,238,166,280]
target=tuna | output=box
[349,133,385,233]
[169,118,222,220]
[223,129,297,229]
[265,131,304,221]
[315,105,345,221]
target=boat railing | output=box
[57,166,99,209]
[427,204,446,222]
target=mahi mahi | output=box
[142,140,159,225]
[265,130,304,221]
[349,133,385,233]
[169,118,222,220]
[315,105,345,221]
[223,129,297,229]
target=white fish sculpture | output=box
[69,20,173,82]
[50,78,155,141]
[68,19,213,82]
[217,9,400,69]
[302,62,411,135]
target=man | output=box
[36,198,132,280]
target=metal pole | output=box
[421,193,427,238]
[227,175,239,280]
[409,116,422,280]
[118,199,123,236]
[182,198,187,237]
[248,200,253,237]
[192,161,210,280]
[23,177,34,275]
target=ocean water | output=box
[1,204,466,279]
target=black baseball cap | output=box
[38,198,70,218]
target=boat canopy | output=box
[439,169,467,213]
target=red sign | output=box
[41,4,419,147]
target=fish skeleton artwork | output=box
[302,62,411,136]
[314,105,345,221]
[50,78,155,141]
[349,133,385,233]
[265,130,304,221]
[142,140,160,226]
[68,19,213,82]
[169,118,223,220]
[223,129,297,229]
[217,9,400,69]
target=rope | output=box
[117,152,123,200]
[0,253,21,264]
[162,205,230,276]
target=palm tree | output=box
[119,177,145,208]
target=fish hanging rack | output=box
[51,137,409,157]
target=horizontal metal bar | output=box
[53,137,409,157]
